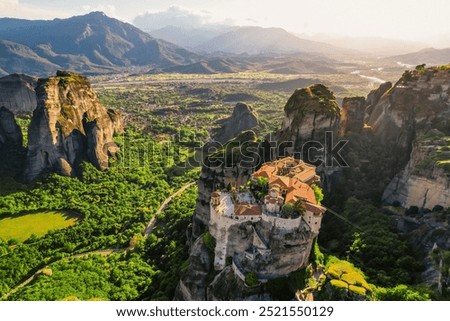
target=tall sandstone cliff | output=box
[213,102,260,144]
[177,86,341,301]
[276,84,340,151]
[177,131,264,300]
[367,66,450,208]
[339,97,366,136]
[24,71,123,182]
[0,74,37,115]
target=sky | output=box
[1,0,450,46]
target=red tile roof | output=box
[285,183,316,205]
[304,202,326,215]
[234,204,262,216]
[251,157,322,207]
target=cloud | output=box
[81,5,117,18]
[133,6,213,31]
[0,0,69,19]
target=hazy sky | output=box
[1,0,450,45]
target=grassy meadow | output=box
[0,210,80,242]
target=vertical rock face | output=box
[194,130,261,231]
[339,97,366,135]
[276,84,340,156]
[365,81,392,119]
[107,109,124,134]
[383,132,450,208]
[213,103,260,143]
[0,106,22,148]
[0,106,26,175]
[370,66,450,208]
[178,131,262,300]
[367,68,450,150]
[0,74,37,115]
[24,71,121,182]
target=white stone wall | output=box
[261,212,302,231]
[303,210,322,234]
[266,202,280,213]
[210,205,236,270]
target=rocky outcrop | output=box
[175,237,213,301]
[213,103,260,144]
[334,66,450,203]
[383,132,450,208]
[107,109,124,135]
[207,266,272,301]
[365,81,392,119]
[376,66,450,208]
[367,68,450,150]
[177,131,263,300]
[194,130,261,231]
[0,74,37,115]
[339,97,366,135]
[0,106,25,175]
[24,71,121,182]
[276,84,340,158]
[0,106,22,148]
[387,206,450,293]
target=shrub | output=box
[311,184,324,205]
[245,272,259,287]
[374,285,430,301]
[281,204,294,218]
[202,232,216,254]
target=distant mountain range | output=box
[193,26,358,58]
[149,58,242,74]
[385,47,450,65]
[295,34,429,57]
[0,12,199,76]
[0,11,447,77]
[149,26,234,49]
[148,55,340,75]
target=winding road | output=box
[1,182,196,300]
[144,182,196,236]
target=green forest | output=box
[0,74,448,301]
[0,121,199,300]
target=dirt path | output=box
[1,248,125,300]
[144,182,196,236]
[2,182,196,300]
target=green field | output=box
[0,210,80,242]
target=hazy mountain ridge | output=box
[385,47,450,65]
[0,12,200,76]
[194,26,359,58]
[296,33,429,57]
[149,25,234,49]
